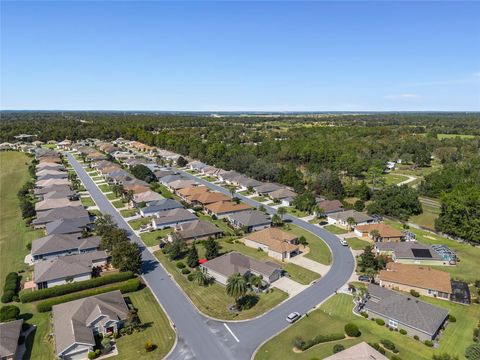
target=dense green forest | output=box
[1,111,479,241]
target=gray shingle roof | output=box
[45,216,91,235]
[177,220,223,240]
[31,235,101,257]
[32,206,89,226]
[34,251,108,283]
[375,242,444,261]
[328,210,373,223]
[152,208,197,226]
[52,290,128,355]
[0,319,23,358]
[34,184,71,195]
[254,182,283,194]
[365,284,448,336]
[228,210,271,227]
[140,199,183,214]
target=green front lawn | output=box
[114,288,175,359]
[384,173,409,185]
[197,213,235,236]
[140,229,173,247]
[282,263,319,285]
[256,293,474,360]
[106,192,120,200]
[154,250,288,320]
[151,183,174,199]
[0,152,44,289]
[324,224,349,235]
[346,237,371,250]
[284,207,309,218]
[386,219,480,283]
[92,176,103,181]
[80,196,96,207]
[99,183,113,192]
[19,302,55,360]
[112,200,126,209]
[251,196,267,202]
[129,217,153,230]
[120,209,138,217]
[286,224,332,265]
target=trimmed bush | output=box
[424,340,434,347]
[410,289,420,298]
[333,344,345,354]
[20,271,135,303]
[380,339,396,351]
[414,335,419,341]
[295,333,345,351]
[2,273,19,303]
[88,351,97,360]
[369,343,386,355]
[448,314,457,322]
[181,268,191,275]
[360,311,368,318]
[187,274,194,281]
[1,291,15,304]
[375,318,385,326]
[176,262,186,269]
[0,305,20,322]
[399,329,407,335]
[37,278,141,312]
[344,323,360,337]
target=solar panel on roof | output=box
[412,248,433,258]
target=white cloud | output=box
[384,93,423,101]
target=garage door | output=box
[63,349,89,360]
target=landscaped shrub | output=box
[187,274,194,281]
[144,340,155,352]
[344,323,360,337]
[410,289,420,297]
[176,262,186,269]
[380,339,396,351]
[87,351,97,360]
[449,314,457,322]
[0,305,20,322]
[37,278,141,312]
[1,291,15,304]
[294,333,345,351]
[360,311,368,318]
[399,329,407,335]
[414,335,419,341]
[181,268,191,275]
[369,342,386,355]
[2,272,19,303]
[333,344,345,353]
[20,271,135,303]
[375,318,385,326]
[391,356,403,360]
[424,340,434,347]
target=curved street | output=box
[67,153,355,360]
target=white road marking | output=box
[223,323,240,342]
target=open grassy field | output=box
[256,293,476,360]
[154,250,288,320]
[384,173,409,185]
[114,288,175,359]
[386,219,480,283]
[140,229,172,247]
[0,152,44,289]
[324,224,349,235]
[287,224,332,265]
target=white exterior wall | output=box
[244,239,285,260]
[45,273,91,288]
[203,268,229,285]
[250,224,271,232]
[60,343,92,360]
[267,249,285,260]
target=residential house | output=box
[34,184,72,199]
[151,208,197,230]
[57,139,72,149]
[36,162,65,171]
[139,199,184,217]
[354,223,405,242]
[166,179,197,192]
[315,199,343,216]
[189,191,231,207]
[232,176,263,191]
[31,235,101,262]
[227,210,271,233]
[170,220,223,242]
[154,169,177,179]
[187,161,208,172]
[131,190,163,207]
[52,291,128,360]
[45,217,91,236]
[35,198,82,212]
[159,174,183,186]
[324,342,388,360]
[375,242,447,266]
[363,284,448,341]
[32,206,89,229]
[327,210,374,228]
[34,251,108,289]
[36,169,68,178]
[253,182,283,196]
[0,319,23,360]
[123,183,151,194]
[36,178,70,188]
[268,188,297,206]
[42,188,77,200]
[243,227,299,260]
[218,170,242,183]
[177,186,209,203]
[201,252,282,285]
[204,201,252,219]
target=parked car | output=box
[340,239,348,246]
[286,312,301,323]
[358,275,371,282]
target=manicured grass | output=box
[0,152,44,289]
[120,209,138,217]
[197,213,235,235]
[89,209,102,217]
[251,196,267,202]
[129,217,153,230]
[284,207,309,218]
[112,200,126,209]
[256,293,469,360]
[409,203,440,230]
[286,224,332,265]
[106,192,120,200]
[202,176,217,182]
[386,220,480,283]
[114,288,175,359]
[237,189,253,195]
[99,183,113,192]
[19,302,55,360]
[384,173,409,185]
[218,238,319,285]
[140,229,173,247]
[92,176,103,181]
[152,183,174,199]
[80,196,96,207]
[324,224,349,235]
[154,250,288,320]
[346,237,371,250]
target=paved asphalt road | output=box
[67,153,355,360]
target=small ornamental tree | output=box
[187,245,199,268]
[344,323,360,337]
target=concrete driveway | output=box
[288,255,330,276]
[271,277,307,297]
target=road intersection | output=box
[67,153,355,360]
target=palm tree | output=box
[369,229,381,242]
[313,205,325,218]
[346,217,356,231]
[271,214,282,227]
[228,185,236,198]
[192,268,209,286]
[226,273,247,305]
[277,206,287,220]
[249,274,263,290]
[124,190,134,204]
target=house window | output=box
[388,319,398,328]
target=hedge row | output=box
[2,272,19,303]
[37,278,141,312]
[295,333,345,351]
[20,271,134,303]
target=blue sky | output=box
[1,1,479,111]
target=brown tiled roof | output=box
[316,199,343,213]
[123,184,150,193]
[192,192,230,205]
[178,186,209,197]
[356,223,403,238]
[379,263,452,294]
[244,227,298,253]
[205,201,251,214]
